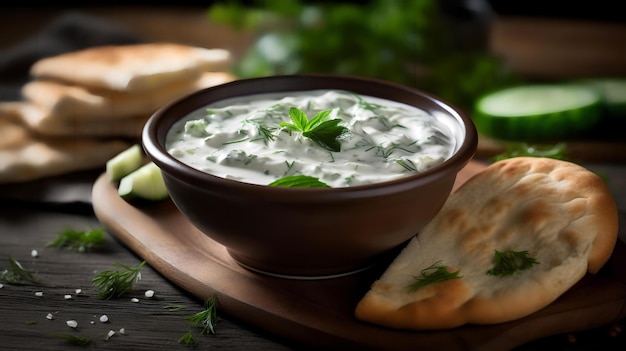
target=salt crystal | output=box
[64,294,72,300]
[34,291,43,297]
[31,249,38,258]
[0,283,3,288]
[119,328,126,335]
[144,290,155,298]
[99,315,109,323]
[66,320,78,328]
[105,330,115,340]
[46,313,54,320]
[131,298,139,303]
[75,288,82,294]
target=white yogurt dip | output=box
[166,89,456,187]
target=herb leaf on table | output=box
[0,256,38,285]
[92,260,146,299]
[46,227,107,253]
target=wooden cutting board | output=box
[91,160,626,351]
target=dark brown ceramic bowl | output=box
[143,75,477,279]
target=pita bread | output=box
[3,102,146,138]
[0,114,130,184]
[355,157,619,330]
[30,43,231,93]
[21,72,235,121]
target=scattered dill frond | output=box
[92,261,146,299]
[47,228,107,253]
[186,294,219,335]
[178,331,198,347]
[52,333,92,346]
[0,256,38,285]
[408,261,461,292]
[486,250,539,277]
[163,304,187,311]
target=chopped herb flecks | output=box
[47,227,107,253]
[408,261,461,292]
[52,333,92,346]
[178,331,198,347]
[486,249,539,277]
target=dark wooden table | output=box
[1,6,626,350]
[1,160,625,351]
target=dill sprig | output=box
[92,261,146,299]
[47,227,107,253]
[0,256,38,285]
[396,158,417,172]
[163,304,188,311]
[486,249,539,277]
[408,261,461,292]
[178,331,198,347]
[52,333,93,346]
[186,294,219,335]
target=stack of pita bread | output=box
[0,43,235,184]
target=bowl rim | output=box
[143,74,477,199]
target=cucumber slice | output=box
[118,162,169,201]
[106,144,144,182]
[473,84,603,141]
[580,78,626,118]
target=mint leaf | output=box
[269,175,330,188]
[303,119,345,152]
[279,107,348,152]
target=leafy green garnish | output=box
[186,294,219,335]
[491,142,567,162]
[92,261,146,299]
[408,261,461,292]
[269,175,330,188]
[279,107,348,152]
[46,228,107,253]
[0,256,38,285]
[486,250,539,277]
[52,333,92,346]
[178,331,198,347]
[163,304,188,311]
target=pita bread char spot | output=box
[355,157,619,330]
[30,43,231,93]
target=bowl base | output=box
[228,251,377,280]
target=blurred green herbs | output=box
[208,0,520,111]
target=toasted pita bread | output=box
[0,115,130,184]
[21,72,235,121]
[355,157,618,330]
[30,43,231,92]
[3,102,147,138]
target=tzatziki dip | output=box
[166,90,456,187]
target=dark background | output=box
[0,1,625,22]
